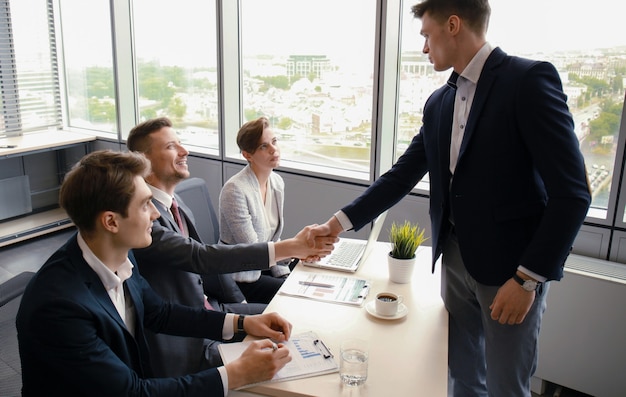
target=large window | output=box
[237,0,377,179]
[398,0,626,222]
[489,0,626,222]
[132,0,219,152]
[6,0,626,240]
[59,0,116,135]
[0,0,60,136]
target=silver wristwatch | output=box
[512,273,541,292]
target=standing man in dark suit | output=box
[127,117,335,376]
[308,1,591,396]
[16,150,293,396]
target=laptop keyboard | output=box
[329,240,366,268]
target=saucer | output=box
[365,300,408,320]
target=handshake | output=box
[274,216,344,263]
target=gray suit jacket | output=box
[132,194,269,377]
[219,165,286,281]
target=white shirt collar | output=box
[460,42,494,85]
[77,233,133,291]
[148,184,172,209]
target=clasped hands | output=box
[298,217,343,262]
[225,312,293,389]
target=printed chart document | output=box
[218,331,338,386]
[278,271,371,306]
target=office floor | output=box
[0,228,76,284]
[1,229,595,397]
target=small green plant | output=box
[389,220,428,259]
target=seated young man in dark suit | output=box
[16,150,293,397]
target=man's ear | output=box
[100,211,120,233]
[447,15,461,35]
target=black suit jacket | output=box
[343,48,591,285]
[133,196,266,376]
[16,234,227,396]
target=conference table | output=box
[231,241,448,397]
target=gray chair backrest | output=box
[174,177,220,244]
[0,271,35,396]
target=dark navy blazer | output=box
[17,234,227,396]
[342,47,591,285]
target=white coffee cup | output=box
[375,292,403,316]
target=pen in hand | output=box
[299,281,335,288]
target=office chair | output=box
[174,177,220,244]
[0,271,35,396]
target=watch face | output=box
[523,280,538,291]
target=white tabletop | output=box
[0,129,95,157]
[233,241,448,397]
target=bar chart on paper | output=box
[278,272,371,306]
[218,331,339,384]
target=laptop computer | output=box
[303,210,388,273]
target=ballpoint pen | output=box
[299,281,335,288]
[0,145,17,148]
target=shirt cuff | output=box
[334,210,353,231]
[268,241,276,267]
[218,366,228,396]
[517,266,547,283]
[223,313,236,340]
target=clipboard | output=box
[278,271,371,306]
[218,331,338,386]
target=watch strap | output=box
[512,273,540,291]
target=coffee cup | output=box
[375,292,403,316]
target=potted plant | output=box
[389,221,428,259]
[388,221,428,283]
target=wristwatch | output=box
[512,273,541,292]
[236,315,246,334]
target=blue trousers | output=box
[442,234,549,397]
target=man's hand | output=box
[275,224,338,262]
[225,339,292,389]
[242,312,293,341]
[301,216,344,262]
[489,278,536,325]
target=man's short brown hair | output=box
[59,150,150,234]
[412,0,491,34]
[127,117,173,153]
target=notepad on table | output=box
[218,331,338,387]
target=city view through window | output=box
[239,0,625,215]
[56,0,626,216]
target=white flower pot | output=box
[387,253,416,284]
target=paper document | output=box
[218,331,338,386]
[278,271,371,306]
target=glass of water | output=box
[339,338,369,386]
